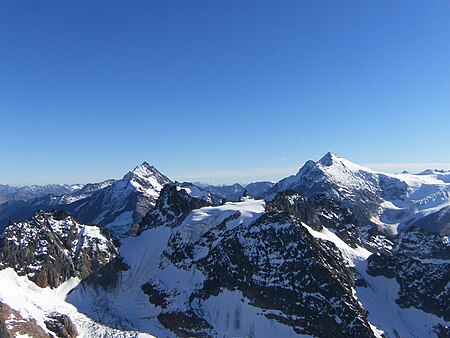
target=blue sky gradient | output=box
[1,1,449,185]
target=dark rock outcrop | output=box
[367,226,450,321]
[0,162,172,236]
[0,211,118,288]
[268,191,361,248]
[146,192,375,337]
[45,312,78,338]
[0,301,49,338]
[135,184,208,235]
[193,212,374,337]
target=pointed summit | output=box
[136,161,152,169]
[124,162,172,196]
[318,152,339,166]
[132,162,158,176]
[315,152,372,174]
[124,162,170,185]
[264,152,377,201]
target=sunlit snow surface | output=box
[1,196,448,337]
[65,198,271,337]
[319,155,450,234]
[301,222,372,265]
[278,153,450,236]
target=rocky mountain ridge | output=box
[0,154,448,337]
[0,162,172,236]
[0,210,118,288]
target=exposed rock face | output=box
[84,256,129,290]
[139,193,375,337]
[434,323,450,338]
[368,253,450,321]
[394,227,450,260]
[194,213,373,337]
[135,184,208,234]
[0,162,172,236]
[0,210,118,288]
[409,206,450,235]
[0,301,49,338]
[157,311,215,337]
[268,191,361,247]
[263,153,450,253]
[367,226,450,321]
[44,312,78,338]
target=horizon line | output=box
[3,161,450,187]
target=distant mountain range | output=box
[0,166,274,233]
[0,153,448,337]
[0,184,82,204]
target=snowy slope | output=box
[0,268,155,338]
[65,198,268,337]
[0,156,449,337]
[66,194,377,337]
[0,162,172,236]
[300,222,449,338]
[177,182,224,205]
[265,152,450,239]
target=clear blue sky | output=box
[1,1,449,185]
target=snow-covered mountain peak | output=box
[415,169,450,184]
[293,153,375,182]
[317,151,337,166]
[291,152,378,194]
[1,159,450,337]
[265,153,450,241]
[131,162,159,177]
[123,162,171,197]
[316,152,375,174]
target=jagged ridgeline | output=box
[0,155,449,337]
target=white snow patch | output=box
[177,198,265,243]
[301,222,372,266]
[354,261,449,338]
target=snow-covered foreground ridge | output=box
[0,153,449,337]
